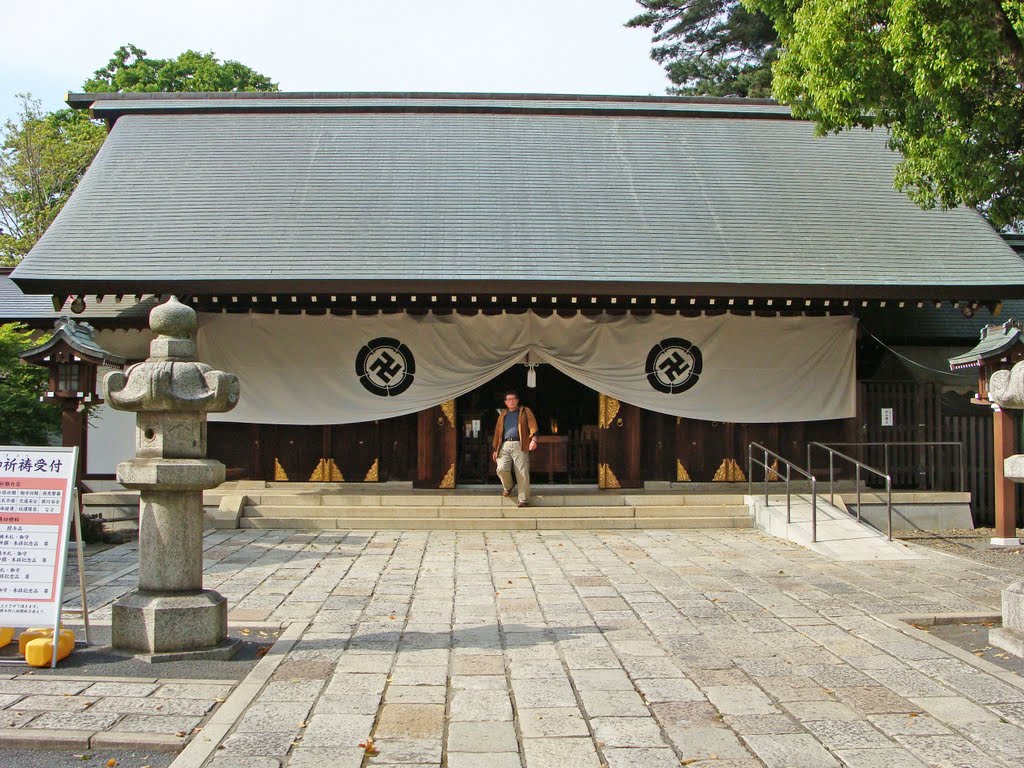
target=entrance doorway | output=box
[455,365,599,484]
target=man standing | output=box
[491,390,538,507]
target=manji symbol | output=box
[356,337,417,397]
[646,337,703,394]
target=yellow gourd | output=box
[18,628,75,667]
[18,627,52,656]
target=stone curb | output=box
[0,728,94,750]
[169,619,310,768]
[0,727,178,752]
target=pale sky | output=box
[1,0,669,125]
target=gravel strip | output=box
[898,527,1024,576]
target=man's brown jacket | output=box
[492,407,539,452]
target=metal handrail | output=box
[811,441,965,494]
[748,442,819,542]
[807,442,893,541]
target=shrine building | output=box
[10,92,1024,494]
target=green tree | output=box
[0,97,106,265]
[747,0,1024,228]
[0,323,59,444]
[83,44,278,93]
[627,1,779,97]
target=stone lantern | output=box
[103,296,240,659]
[19,317,126,483]
[950,319,1024,546]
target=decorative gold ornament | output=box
[598,394,620,429]
[713,458,746,482]
[767,458,780,481]
[309,458,344,482]
[439,463,456,489]
[676,459,691,482]
[274,458,288,482]
[598,462,621,489]
[440,400,456,428]
[309,458,326,482]
[364,458,379,482]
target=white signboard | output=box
[881,408,894,427]
[0,447,77,629]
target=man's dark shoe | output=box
[517,500,529,508]
[502,488,514,498]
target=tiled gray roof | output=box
[13,92,1024,298]
[0,271,57,320]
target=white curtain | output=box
[197,311,856,425]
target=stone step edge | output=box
[242,505,753,519]
[245,493,749,507]
[238,516,755,530]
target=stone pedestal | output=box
[104,297,240,660]
[990,581,1024,656]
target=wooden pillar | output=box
[993,406,1019,544]
[61,401,87,483]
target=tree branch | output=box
[993,0,1024,85]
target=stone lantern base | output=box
[991,580,1024,657]
[112,589,239,662]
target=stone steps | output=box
[239,515,753,531]
[238,493,753,530]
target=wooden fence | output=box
[858,380,1022,527]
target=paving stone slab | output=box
[579,689,649,717]
[521,736,602,768]
[895,734,1007,768]
[667,724,751,759]
[742,733,842,768]
[603,747,681,768]
[109,713,202,734]
[233,700,313,732]
[519,707,589,738]
[450,689,512,721]
[591,716,667,748]
[832,747,928,768]
[447,721,517,752]
[804,719,893,750]
[7,693,100,712]
[281,747,364,768]
[374,703,445,740]
[215,731,301,757]
[298,713,375,748]
[81,681,161,697]
[447,753,521,768]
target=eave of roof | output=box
[69,91,793,123]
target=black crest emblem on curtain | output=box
[356,337,416,397]
[646,337,702,394]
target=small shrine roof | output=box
[949,320,1024,370]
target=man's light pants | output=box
[496,440,530,503]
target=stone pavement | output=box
[6,527,1024,767]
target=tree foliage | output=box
[627,1,779,97]
[0,97,106,265]
[0,323,59,445]
[83,44,278,93]
[747,0,1024,228]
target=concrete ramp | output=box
[749,494,924,561]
